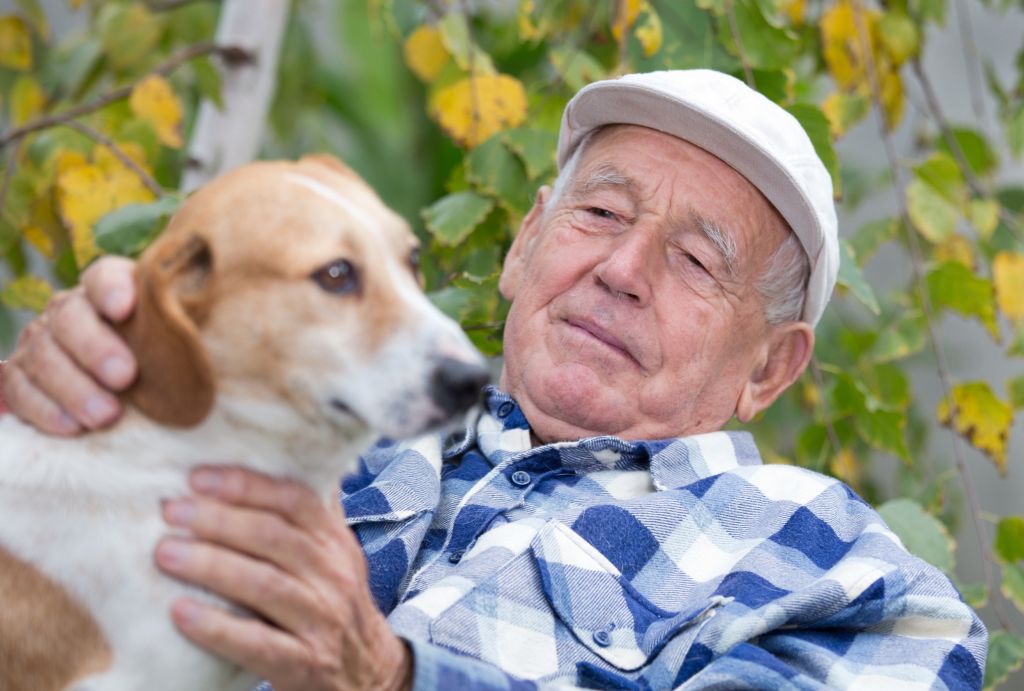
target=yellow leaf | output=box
[635,3,663,57]
[130,75,183,148]
[933,234,974,269]
[56,146,155,268]
[937,382,1013,473]
[403,25,449,83]
[518,0,541,41]
[1,274,52,313]
[9,74,45,125]
[430,74,528,149]
[23,224,54,260]
[781,0,806,25]
[801,381,820,410]
[829,448,860,490]
[0,15,32,71]
[820,1,874,90]
[879,70,905,129]
[970,198,1000,240]
[994,252,1024,322]
[822,90,869,137]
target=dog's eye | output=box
[312,259,360,295]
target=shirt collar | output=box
[466,387,763,489]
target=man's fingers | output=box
[1,366,81,436]
[169,596,313,686]
[189,467,340,534]
[49,288,137,391]
[156,538,325,636]
[162,496,325,578]
[81,255,138,322]
[14,326,120,430]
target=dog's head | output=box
[116,155,489,441]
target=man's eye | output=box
[312,258,360,295]
[586,207,616,220]
[685,253,709,273]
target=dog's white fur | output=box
[0,157,486,690]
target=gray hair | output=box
[547,130,810,325]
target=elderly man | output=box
[0,70,985,689]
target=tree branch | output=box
[724,0,755,87]
[148,0,218,10]
[851,0,1013,633]
[61,121,163,197]
[0,42,253,150]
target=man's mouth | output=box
[564,317,639,366]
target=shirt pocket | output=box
[531,520,726,672]
[428,520,726,681]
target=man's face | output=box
[498,125,804,443]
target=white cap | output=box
[557,69,839,326]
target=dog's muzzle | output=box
[430,357,490,416]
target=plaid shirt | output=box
[339,387,985,690]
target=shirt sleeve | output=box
[405,636,541,691]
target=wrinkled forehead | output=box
[166,161,415,273]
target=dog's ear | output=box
[115,234,216,427]
[298,154,358,180]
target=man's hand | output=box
[2,256,138,435]
[156,467,413,691]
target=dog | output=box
[0,155,490,690]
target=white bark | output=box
[180,0,291,193]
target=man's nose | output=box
[593,230,653,305]
[430,357,490,416]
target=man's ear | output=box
[735,322,814,423]
[499,185,550,301]
[115,234,216,427]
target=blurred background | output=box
[1,0,1023,684]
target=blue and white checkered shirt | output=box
[341,388,986,690]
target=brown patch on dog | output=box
[115,233,216,428]
[0,545,112,690]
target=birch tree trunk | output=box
[181,0,291,193]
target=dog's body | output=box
[0,157,488,690]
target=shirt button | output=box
[592,629,612,647]
[448,550,464,564]
[510,470,531,487]
[497,401,515,418]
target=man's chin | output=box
[514,365,632,442]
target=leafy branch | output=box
[0,42,253,150]
[851,0,1014,633]
[62,121,162,197]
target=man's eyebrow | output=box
[690,211,738,276]
[571,163,632,197]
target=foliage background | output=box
[1,0,1023,686]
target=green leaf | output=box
[926,261,999,339]
[829,372,867,418]
[984,631,1024,690]
[996,517,1024,563]
[1003,563,1024,614]
[865,311,927,363]
[849,218,898,265]
[98,3,165,73]
[548,45,607,93]
[1008,105,1024,159]
[1010,375,1024,409]
[48,37,103,98]
[910,0,947,25]
[466,136,533,217]
[855,408,910,462]
[877,10,919,64]
[716,0,800,70]
[906,177,958,242]
[788,104,840,197]
[422,191,494,247]
[13,0,47,40]
[193,57,224,110]
[437,12,494,73]
[877,498,955,574]
[1,274,52,313]
[836,239,880,314]
[916,151,968,204]
[94,196,181,257]
[937,127,999,176]
[501,128,557,181]
[865,362,911,411]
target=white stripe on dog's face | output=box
[284,173,378,230]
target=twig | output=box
[952,0,988,129]
[0,140,23,229]
[851,0,1013,633]
[148,0,217,10]
[724,0,755,87]
[910,59,1023,241]
[61,121,163,197]
[0,43,253,150]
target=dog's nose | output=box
[430,357,490,416]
